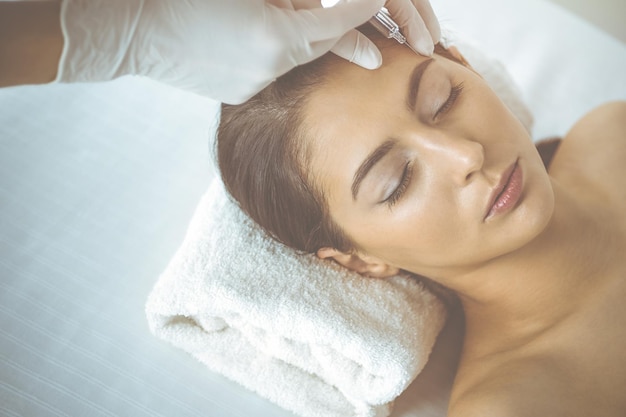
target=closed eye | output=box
[434,82,464,120]
[383,161,413,207]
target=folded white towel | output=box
[145,38,533,417]
[146,180,447,417]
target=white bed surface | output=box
[1,1,625,416]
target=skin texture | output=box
[299,43,626,416]
[305,45,554,279]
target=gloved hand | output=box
[56,0,440,104]
[319,0,440,63]
[273,0,440,67]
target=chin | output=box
[485,164,554,258]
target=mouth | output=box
[484,159,523,221]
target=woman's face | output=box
[302,44,555,280]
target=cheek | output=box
[354,195,470,265]
[514,164,555,238]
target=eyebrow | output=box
[350,59,434,201]
[351,139,397,200]
[407,58,434,111]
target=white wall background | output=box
[544,0,625,43]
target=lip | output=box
[484,159,523,221]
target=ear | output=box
[316,247,399,278]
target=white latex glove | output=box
[319,0,440,62]
[57,0,440,104]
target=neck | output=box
[453,179,617,354]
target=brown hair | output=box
[217,28,459,255]
[217,51,352,253]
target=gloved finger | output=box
[289,0,323,9]
[410,0,441,43]
[267,0,296,10]
[288,0,382,69]
[331,29,382,69]
[385,0,434,55]
[290,0,384,42]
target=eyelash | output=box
[383,82,462,208]
[434,82,464,120]
[384,161,414,207]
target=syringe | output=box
[368,8,419,54]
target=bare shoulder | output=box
[553,101,626,164]
[448,385,516,417]
[549,101,626,204]
[563,101,626,149]
[448,356,572,417]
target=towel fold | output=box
[146,180,447,417]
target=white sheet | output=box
[1,1,624,416]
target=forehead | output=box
[301,45,434,203]
[308,44,420,116]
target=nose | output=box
[421,133,485,186]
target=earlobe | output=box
[316,247,399,278]
[363,262,401,279]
